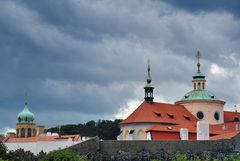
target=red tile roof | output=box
[224,111,240,122]
[147,124,224,135]
[120,101,198,125]
[210,131,240,140]
[4,134,80,143]
[211,122,240,132]
[0,137,5,142]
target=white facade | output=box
[119,123,153,140]
[4,138,81,155]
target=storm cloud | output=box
[1,0,240,131]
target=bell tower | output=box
[16,95,36,138]
[144,60,154,103]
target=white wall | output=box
[5,139,81,155]
[119,123,154,140]
[179,102,224,124]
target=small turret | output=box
[144,60,154,103]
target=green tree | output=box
[47,119,122,140]
[7,148,34,161]
[0,143,8,160]
[41,149,88,161]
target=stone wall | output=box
[68,136,100,156]
[67,134,240,160]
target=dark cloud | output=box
[162,0,240,16]
[0,0,240,130]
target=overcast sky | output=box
[1,0,240,132]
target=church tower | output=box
[16,96,36,138]
[144,60,154,103]
[175,51,225,124]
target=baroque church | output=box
[119,51,240,140]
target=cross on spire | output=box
[147,59,150,77]
[196,50,201,72]
[24,93,28,105]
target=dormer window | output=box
[236,124,240,131]
[167,113,174,119]
[184,115,191,121]
[222,125,228,130]
[154,111,161,117]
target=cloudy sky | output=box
[1,0,240,132]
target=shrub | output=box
[41,149,88,161]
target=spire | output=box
[144,60,154,103]
[146,59,152,83]
[192,51,206,90]
[24,93,28,106]
[196,50,201,72]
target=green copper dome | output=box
[17,103,35,123]
[181,90,217,101]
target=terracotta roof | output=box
[0,137,5,142]
[211,122,240,132]
[224,111,240,122]
[120,101,198,125]
[4,134,80,143]
[210,131,240,140]
[147,124,224,135]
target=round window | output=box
[214,111,220,121]
[197,111,204,119]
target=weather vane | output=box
[196,51,201,72]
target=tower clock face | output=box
[196,111,204,119]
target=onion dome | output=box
[17,102,35,123]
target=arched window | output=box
[27,128,32,137]
[16,129,19,137]
[198,83,201,90]
[33,129,36,136]
[21,128,25,137]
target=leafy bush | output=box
[41,149,88,161]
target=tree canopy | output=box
[47,119,122,140]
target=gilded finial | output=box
[196,51,201,72]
